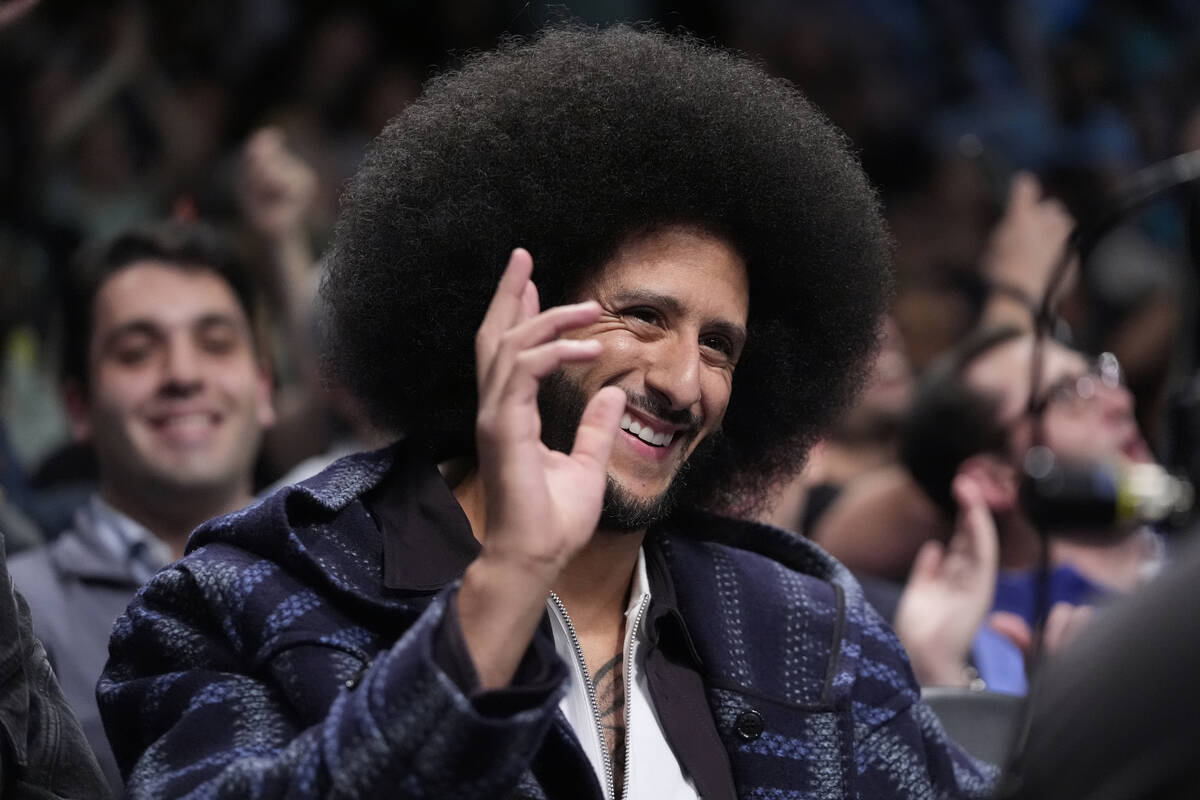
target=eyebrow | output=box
[608,289,748,344]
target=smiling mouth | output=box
[149,411,221,434]
[619,412,676,448]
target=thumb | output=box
[569,386,625,472]
[908,539,945,584]
[1006,171,1041,214]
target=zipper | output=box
[548,591,615,800]
[621,594,650,800]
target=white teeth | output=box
[619,411,675,448]
[162,413,212,431]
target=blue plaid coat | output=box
[99,444,996,799]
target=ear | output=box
[957,453,1019,512]
[61,379,92,441]
[255,361,277,428]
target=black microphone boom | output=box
[1020,446,1193,537]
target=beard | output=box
[537,370,720,531]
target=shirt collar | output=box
[86,494,174,580]
[362,442,702,669]
[643,532,704,670]
[361,447,480,592]
[626,546,651,616]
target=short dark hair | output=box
[61,220,259,394]
[900,326,1026,516]
[320,25,892,514]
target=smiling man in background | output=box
[10,219,275,792]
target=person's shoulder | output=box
[7,541,55,581]
[187,443,399,558]
[659,509,912,683]
[661,507,857,594]
[8,536,70,604]
[656,510,910,711]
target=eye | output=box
[622,306,663,326]
[114,342,153,365]
[197,320,243,355]
[199,330,238,355]
[109,333,156,365]
[701,333,735,358]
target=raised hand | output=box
[238,128,317,242]
[473,248,626,576]
[980,172,1077,329]
[894,474,1000,687]
[989,601,1094,662]
[458,248,625,687]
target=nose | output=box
[644,334,702,412]
[160,338,204,396]
[1095,379,1136,424]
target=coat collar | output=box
[353,441,706,666]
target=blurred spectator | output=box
[813,172,1168,694]
[900,328,1160,691]
[813,172,1077,572]
[763,314,914,533]
[8,220,275,793]
[236,125,390,484]
[774,172,1072,539]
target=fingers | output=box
[501,338,603,398]
[569,386,626,471]
[521,280,540,321]
[239,127,316,235]
[479,300,602,402]
[243,127,284,164]
[1006,171,1042,212]
[476,249,535,377]
[1043,602,1093,656]
[1005,171,1071,232]
[988,610,1034,658]
[949,473,999,568]
[907,539,945,585]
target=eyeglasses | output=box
[1028,352,1123,417]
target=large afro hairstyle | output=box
[321,24,892,516]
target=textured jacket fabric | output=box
[9,500,149,793]
[0,532,110,799]
[99,444,997,799]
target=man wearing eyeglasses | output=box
[898,325,1162,691]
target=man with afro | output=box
[100,25,995,799]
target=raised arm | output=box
[457,247,625,688]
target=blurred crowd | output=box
[4,0,1200,488]
[2,0,1200,795]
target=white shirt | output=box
[546,548,701,800]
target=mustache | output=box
[616,386,700,430]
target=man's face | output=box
[965,336,1153,467]
[78,260,275,501]
[540,227,749,529]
